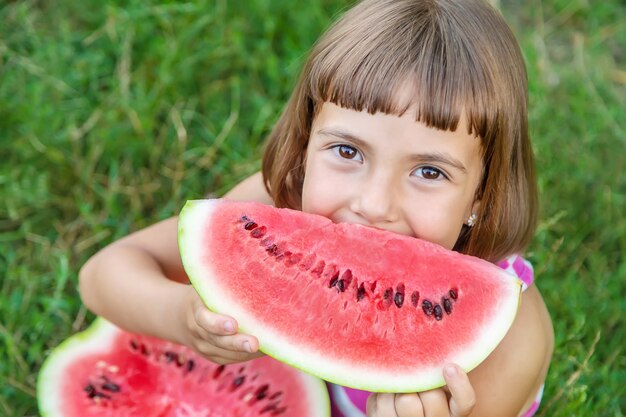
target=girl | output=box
[79,0,554,416]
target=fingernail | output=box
[242,341,252,352]
[223,321,234,333]
[444,364,458,378]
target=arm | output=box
[78,172,270,360]
[367,285,553,417]
[466,284,553,416]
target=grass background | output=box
[0,0,624,415]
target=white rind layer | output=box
[178,199,522,393]
[37,317,330,417]
[37,319,118,417]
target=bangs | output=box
[306,0,499,139]
[264,0,536,261]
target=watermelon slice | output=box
[37,318,330,417]
[178,199,522,393]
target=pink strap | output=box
[496,254,534,291]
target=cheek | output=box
[405,201,466,250]
[302,156,356,219]
[301,159,333,215]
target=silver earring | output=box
[467,213,477,227]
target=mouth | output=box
[331,217,415,238]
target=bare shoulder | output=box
[467,284,554,417]
[224,171,274,205]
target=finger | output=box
[367,393,398,417]
[366,393,378,416]
[192,313,261,355]
[210,333,260,354]
[394,393,424,417]
[194,342,265,364]
[418,389,449,417]
[194,308,239,336]
[443,364,476,417]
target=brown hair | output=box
[262,0,538,262]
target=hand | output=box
[366,364,476,417]
[178,286,265,364]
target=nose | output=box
[350,173,399,225]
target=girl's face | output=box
[301,102,483,250]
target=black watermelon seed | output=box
[383,287,393,308]
[434,304,443,321]
[356,283,366,301]
[266,244,278,255]
[84,384,96,396]
[250,226,267,238]
[244,221,258,230]
[422,300,434,316]
[164,351,177,363]
[232,375,245,389]
[240,215,250,222]
[186,359,196,373]
[337,279,345,292]
[394,292,404,308]
[449,288,458,300]
[255,384,269,400]
[329,274,339,288]
[411,291,420,307]
[130,340,138,350]
[213,365,226,379]
[443,298,453,314]
[102,382,121,393]
[394,284,405,308]
[269,391,283,400]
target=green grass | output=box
[1,0,624,415]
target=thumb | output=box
[443,364,476,417]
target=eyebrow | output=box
[316,127,468,173]
[317,127,372,152]
[413,152,468,173]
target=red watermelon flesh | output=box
[37,318,330,417]
[178,199,522,393]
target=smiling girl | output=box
[79,1,554,416]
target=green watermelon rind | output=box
[178,199,522,393]
[37,317,331,417]
[37,318,118,417]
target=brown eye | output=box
[337,145,359,160]
[415,166,446,181]
[422,167,440,179]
